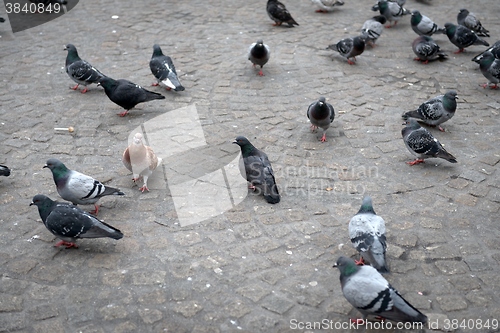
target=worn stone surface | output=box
[0,0,499,332]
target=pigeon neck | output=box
[51,165,69,185]
[342,262,359,277]
[38,200,55,223]
[358,204,376,215]
[66,50,81,65]
[240,144,256,157]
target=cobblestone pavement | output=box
[0,0,499,332]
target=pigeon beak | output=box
[232,140,238,144]
[43,164,48,169]
[96,82,102,87]
[332,263,338,268]
[29,201,34,206]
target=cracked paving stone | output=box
[436,295,468,312]
[236,284,271,302]
[459,170,486,183]
[173,301,203,318]
[28,303,59,320]
[261,294,294,315]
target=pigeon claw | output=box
[354,257,365,266]
[454,48,465,54]
[482,83,499,89]
[407,159,425,166]
[165,87,172,91]
[54,240,78,249]
[258,70,265,76]
[438,126,445,132]
[70,84,79,90]
[320,133,327,142]
[89,204,99,216]
[139,185,150,192]
[118,110,129,117]
[310,125,318,132]
[80,87,88,94]
[151,82,160,86]
[315,9,328,13]
[347,58,356,65]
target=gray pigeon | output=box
[412,36,447,64]
[0,164,10,177]
[307,96,335,142]
[267,0,299,27]
[149,44,185,92]
[349,196,388,273]
[233,136,280,204]
[371,0,405,12]
[479,51,500,89]
[64,44,106,94]
[472,40,500,64]
[457,9,489,37]
[410,10,445,36]
[333,256,428,324]
[327,36,365,65]
[248,39,271,76]
[361,15,387,47]
[377,0,410,28]
[30,194,123,249]
[311,0,344,13]
[444,22,489,54]
[44,158,125,215]
[402,91,457,131]
[97,77,165,117]
[402,119,457,165]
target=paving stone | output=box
[173,301,204,318]
[261,294,295,315]
[436,295,468,312]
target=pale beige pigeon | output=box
[122,133,162,192]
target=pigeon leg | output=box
[70,84,79,90]
[354,257,365,266]
[139,185,150,192]
[54,240,79,249]
[407,159,425,165]
[258,69,265,76]
[310,125,318,132]
[151,82,160,86]
[272,22,282,26]
[89,204,99,216]
[80,87,88,94]
[118,110,129,117]
[483,83,499,89]
[165,87,172,91]
[453,48,465,54]
[320,133,327,142]
[347,58,356,65]
[438,126,445,132]
[315,9,328,13]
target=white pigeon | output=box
[122,133,162,192]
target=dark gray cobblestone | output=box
[0,0,500,332]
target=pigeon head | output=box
[411,10,422,25]
[64,43,77,53]
[479,51,496,68]
[444,90,458,101]
[96,76,117,90]
[318,96,326,106]
[152,44,164,57]
[444,23,456,37]
[377,1,388,12]
[132,133,144,145]
[403,118,421,129]
[44,158,70,180]
[30,194,56,222]
[333,256,360,277]
[64,44,80,64]
[372,15,387,24]
[357,196,376,214]
[458,9,469,18]
[233,136,252,147]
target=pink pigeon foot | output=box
[407,159,425,166]
[71,84,79,90]
[139,185,150,192]
[118,110,129,117]
[54,240,78,249]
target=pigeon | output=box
[30,194,123,249]
[371,0,405,12]
[444,22,489,54]
[248,39,271,76]
[122,133,162,192]
[311,0,344,13]
[333,256,428,324]
[64,44,106,94]
[457,9,490,37]
[307,96,335,142]
[44,158,125,215]
[0,165,10,177]
[149,44,185,92]
[410,10,445,36]
[361,16,387,47]
[412,36,447,64]
[472,40,500,64]
[402,90,457,131]
[233,136,280,204]
[377,0,410,28]
[326,36,365,65]
[349,196,388,273]
[266,0,299,27]
[402,119,457,165]
[97,77,165,117]
[479,51,500,89]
